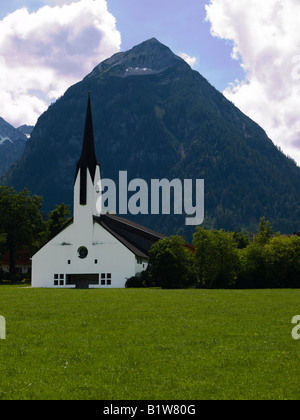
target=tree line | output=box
[127,217,300,289]
[0,186,299,288]
[0,186,70,282]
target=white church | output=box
[32,95,165,289]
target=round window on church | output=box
[78,246,88,259]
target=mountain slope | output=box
[2,38,300,237]
[17,125,34,138]
[0,117,29,176]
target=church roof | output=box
[75,93,100,183]
[35,214,165,259]
[94,214,166,258]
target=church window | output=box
[95,259,98,264]
[101,273,105,285]
[100,273,112,286]
[78,247,88,259]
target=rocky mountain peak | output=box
[3,38,299,236]
[17,124,34,139]
[89,38,187,79]
[0,117,27,146]
[0,117,28,176]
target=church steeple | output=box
[76,93,99,181]
[75,93,100,206]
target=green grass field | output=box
[0,286,299,400]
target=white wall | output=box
[32,221,137,288]
[32,162,146,288]
[135,258,149,275]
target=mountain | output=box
[2,38,300,238]
[17,125,34,138]
[0,117,29,176]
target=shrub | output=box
[265,236,300,288]
[193,228,240,289]
[148,236,195,289]
[125,275,145,288]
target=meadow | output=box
[0,286,299,400]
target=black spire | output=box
[76,93,99,180]
[75,93,100,205]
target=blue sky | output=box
[0,0,299,164]
[0,0,245,91]
[107,0,245,91]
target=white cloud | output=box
[0,0,121,127]
[179,53,198,68]
[205,0,300,165]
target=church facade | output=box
[32,95,165,289]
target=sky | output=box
[0,0,299,165]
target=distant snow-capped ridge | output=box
[0,117,34,176]
[87,38,189,80]
[0,119,34,147]
[0,136,13,146]
[125,67,155,76]
[17,124,34,139]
